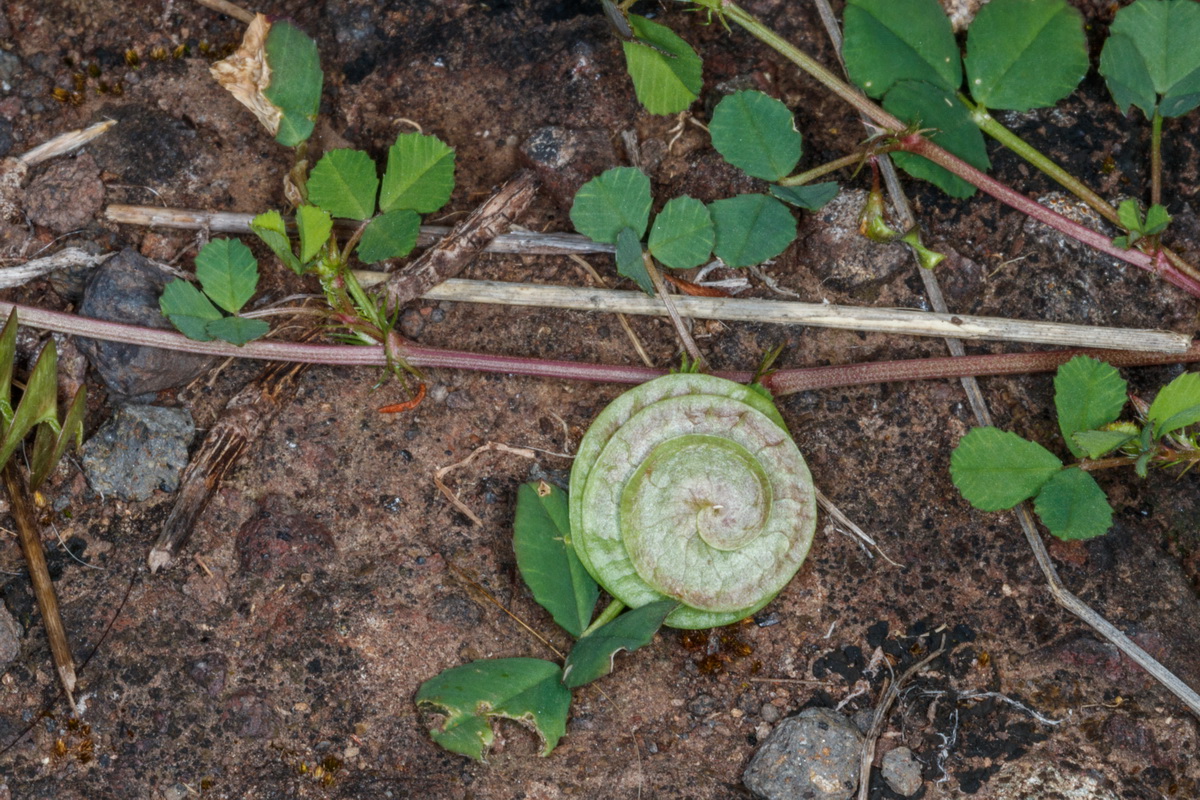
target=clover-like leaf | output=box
[950,427,1063,511]
[1034,467,1113,540]
[709,194,796,267]
[562,600,676,689]
[843,0,961,97]
[570,167,652,245]
[1054,355,1128,458]
[883,80,991,198]
[1099,0,1200,118]
[296,204,332,264]
[195,238,259,315]
[356,209,421,264]
[622,15,703,115]
[710,90,802,182]
[647,196,714,270]
[250,210,302,274]
[770,182,839,211]
[263,20,323,146]
[415,658,571,761]
[379,133,456,214]
[307,149,379,220]
[513,481,598,639]
[205,316,270,347]
[615,226,652,294]
[1147,371,1200,437]
[160,279,222,342]
[964,0,1087,112]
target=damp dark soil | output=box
[1,1,1200,798]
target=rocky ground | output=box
[0,1,1199,798]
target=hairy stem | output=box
[1150,111,1163,210]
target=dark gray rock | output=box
[0,119,13,159]
[881,746,923,796]
[798,189,909,299]
[235,497,337,578]
[81,405,195,501]
[743,707,863,800]
[0,49,20,95]
[520,127,618,209]
[76,248,216,398]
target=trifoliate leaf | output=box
[770,182,839,211]
[296,204,332,264]
[615,226,652,294]
[160,279,222,342]
[883,80,991,198]
[195,238,259,315]
[250,210,302,274]
[356,209,421,263]
[709,90,802,181]
[1144,203,1172,235]
[1034,467,1113,540]
[1147,371,1200,437]
[1054,355,1128,458]
[513,482,598,639]
[843,0,961,97]
[570,167,652,245]
[204,316,270,347]
[562,600,676,689]
[307,149,379,220]
[709,194,796,267]
[964,0,1087,111]
[379,133,456,214]
[1099,0,1200,118]
[647,196,714,270]
[622,15,702,115]
[950,426,1063,511]
[415,658,571,761]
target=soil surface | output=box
[2,1,1200,798]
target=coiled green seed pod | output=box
[569,374,817,629]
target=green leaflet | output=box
[647,196,714,270]
[1147,371,1200,437]
[709,194,796,267]
[709,90,802,182]
[562,600,676,689]
[570,168,652,245]
[622,15,702,115]
[1053,356,1128,458]
[1034,468,1113,540]
[357,209,421,263]
[415,658,571,761]
[513,482,598,639]
[950,427,1062,511]
[262,21,322,146]
[379,133,456,214]
[843,0,960,97]
[1099,0,1200,118]
[307,149,379,220]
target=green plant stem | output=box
[1151,111,1163,209]
[961,96,1119,227]
[3,300,1199,393]
[777,151,876,186]
[690,0,1200,298]
[580,599,626,638]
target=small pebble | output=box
[743,707,862,800]
[881,746,923,797]
[687,693,719,717]
[760,703,781,724]
[81,405,195,501]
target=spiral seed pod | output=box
[569,374,817,629]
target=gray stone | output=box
[24,152,105,233]
[0,49,21,94]
[797,189,909,299]
[81,405,195,501]
[520,127,618,209]
[881,746,923,796]
[743,707,863,800]
[76,248,216,399]
[760,702,781,724]
[0,604,20,667]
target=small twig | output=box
[0,249,115,290]
[857,641,946,800]
[16,120,116,168]
[418,280,1189,353]
[641,251,705,366]
[190,0,255,25]
[447,561,563,659]
[433,442,539,526]
[381,170,540,311]
[815,488,900,567]
[3,462,75,709]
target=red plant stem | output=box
[898,135,1200,298]
[4,300,1199,397]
